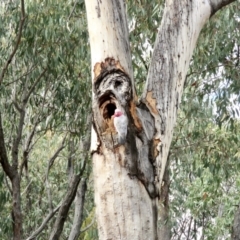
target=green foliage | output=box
[169,2,240,237]
[170,115,240,238]
[127,0,164,94]
[0,0,95,239]
[188,2,240,124]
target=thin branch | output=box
[11,69,46,172]
[21,81,52,168]
[4,174,13,195]
[0,113,14,180]
[48,136,66,171]
[23,68,47,104]
[49,174,82,240]
[45,137,66,211]
[26,203,61,240]
[68,178,87,240]
[0,0,26,85]
[68,0,78,20]
[19,116,41,178]
[8,50,46,172]
[45,176,53,211]
[67,140,75,180]
[11,106,25,170]
[80,215,96,233]
[21,179,32,196]
[3,63,38,87]
[49,111,91,240]
[13,101,22,113]
[187,217,193,240]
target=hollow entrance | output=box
[103,103,116,119]
[99,93,117,120]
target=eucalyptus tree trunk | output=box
[85,0,235,239]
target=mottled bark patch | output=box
[145,91,158,115]
[93,57,126,82]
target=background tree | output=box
[0,0,93,239]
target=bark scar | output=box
[152,138,161,159]
[130,101,142,131]
[145,91,158,115]
[93,57,125,81]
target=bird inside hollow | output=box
[113,109,128,145]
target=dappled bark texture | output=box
[0,112,23,240]
[232,205,240,240]
[91,58,158,239]
[86,0,159,237]
[158,163,170,240]
[85,0,236,239]
[141,0,213,194]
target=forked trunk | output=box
[85,0,235,239]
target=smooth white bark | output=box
[93,150,156,239]
[85,0,133,83]
[86,1,157,239]
[86,0,135,153]
[85,0,235,239]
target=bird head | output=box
[114,109,123,117]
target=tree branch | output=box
[3,63,38,87]
[0,0,26,85]
[68,0,78,20]
[68,178,87,240]
[19,115,41,178]
[140,0,216,192]
[49,174,82,240]
[11,105,25,170]
[26,203,62,240]
[23,68,47,104]
[11,69,46,172]
[209,0,236,16]
[45,138,66,211]
[0,113,14,180]
[49,111,91,240]
[80,215,96,233]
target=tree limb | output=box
[20,123,37,178]
[45,138,66,211]
[11,69,46,172]
[49,174,82,240]
[80,215,95,233]
[68,178,87,240]
[209,0,236,16]
[11,105,25,170]
[0,113,14,180]
[140,0,231,193]
[3,63,38,87]
[26,203,61,240]
[23,68,47,104]
[0,0,26,85]
[68,0,78,20]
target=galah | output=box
[113,109,128,145]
